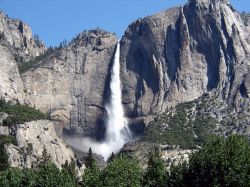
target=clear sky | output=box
[1,0,249,47]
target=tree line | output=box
[0,135,250,186]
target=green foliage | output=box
[0,167,26,187]
[0,168,38,187]
[62,160,78,186]
[20,169,37,187]
[18,48,54,74]
[192,116,215,145]
[101,154,142,187]
[0,144,10,172]
[0,135,250,186]
[167,162,188,187]
[81,161,102,187]
[168,135,250,187]
[142,147,167,187]
[0,135,16,145]
[0,98,47,126]
[36,162,75,187]
[82,154,142,187]
[144,102,196,149]
[0,162,76,187]
[143,94,218,149]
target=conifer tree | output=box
[142,147,167,187]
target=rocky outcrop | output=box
[0,44,25,103]
[120,0,250,124]
[0,12,46,103]
[5,120,77,169]
[161,148,192,170]
[122,141,192,170]
[0,11,46,62]
[21,30,118,138]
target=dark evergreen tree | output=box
[142,147,167,187]
[102,154,142,187]
[0,143,9,171]
[168,135,250,186]
[85,147,95,168]
[62,160,78,186]
[81,161,102,187]
[107,152,115,163]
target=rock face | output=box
[5,120,76,169]
[120,0,250,124]
[0,11,46,61]
[3,0,250,139]
[21,30,118,138]
[0,12,45,103]
[0,44,25,103]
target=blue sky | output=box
[1,0,249,47]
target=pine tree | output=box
[168,135,250,186]
[142,147,167,187]
[102,154,142,187]
[107,152,115,163]
[85,147,95,168]
[81,161,102,187]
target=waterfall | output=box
[65,41,131,161]
[104,41,131,153]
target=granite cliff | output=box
[120,0,250,124]
[21,30,117,139]
[0,0,250,168]
[0,11,45,103]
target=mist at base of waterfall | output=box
[64,131,131,161]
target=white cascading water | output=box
[66,41,131,161]
[104,41,131,152]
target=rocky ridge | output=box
[0,11,46,62]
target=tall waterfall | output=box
[104,41,131,153]
[65,42,131,161]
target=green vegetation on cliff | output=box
[143,94,218,149]
[18,47,55,74]
[0,98,47,126]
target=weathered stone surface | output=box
[22,30,118,138]
[4,0,248,141]
[0,11,46,103]
[120,0,250,124]
[0,11,46,61]
[122,140,192,170]
[5,120,76,169]
[0,126,9,136]
[0,44,25,102]
[161,148,192,170]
